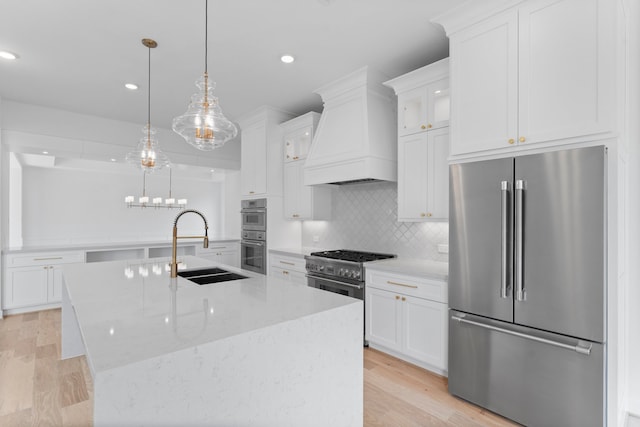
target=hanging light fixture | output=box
[125,168,187,209]
[126,38,170,173]
[172,0,238,150]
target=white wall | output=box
[18,164,224,246]
[223,170,241,238]
[301,182,448,261]
[625,0,640,420]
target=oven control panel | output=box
[305,258,363,281]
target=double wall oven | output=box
[305,250,396,344]
[240,199,267,274]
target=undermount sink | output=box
[178,268,248,285]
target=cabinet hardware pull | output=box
[508,138,515,145]
[402,297,406,301]
[249,191,255,194]
[280,261,295,266]
[395,295,400,300]
[421,124,426,130]
[387,280,418,289]
[283,271,289,275]
[292,214,299,218]
[420,213,426,217]
[34,257,63,261]
[293,156,299,160]
[427,123,432,129]
[519,136,526,143]
[427,213,432,217]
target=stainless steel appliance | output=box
[241,199,267,274]
[448,146,606,426]
[305,250,396,344]
[241,198,266,232]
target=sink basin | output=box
[177,268,248,285]
[178,267,229,278]
[188,272,248,285]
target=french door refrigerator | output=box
[448,145,606,427]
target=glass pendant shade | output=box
[126,124,170,173]
[172,73,237,150]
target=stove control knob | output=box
[345,270,353,278]
[354,271,361,280]
[318,265,324,272]
[339,268,345,276]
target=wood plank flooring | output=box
[0,309,518,426]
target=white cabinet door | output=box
[398,133,428,220]
[450,8,518,156]
[366,287,401,351]
[49,266,64,302]
[449,0,615,157]
[283,162,300,219]
[4,267,49,309]
[284,125,313,162]
[517,0,614,145]
[240,124,267,196]
[398,87,428,136]
[283,161,331,221]
[427,128,449,220]
[403,295,448,370]
[397,128,449,221]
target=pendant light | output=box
[126,38,170,173]
[172,0,238,150]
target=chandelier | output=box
[126,38,170,172]
[125,168,187,209]
[172,0,238,150]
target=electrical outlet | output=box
[437,244,449,254]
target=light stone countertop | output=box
[3,238,240,255]
[268,247,326,259]
[364,258,449,281]
[62,255,359,375]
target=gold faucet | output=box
[171,209,209,278]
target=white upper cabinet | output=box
[385,59,450,222]
[398,128,449,221]
[239,107,294,197]
[385,58,450,137]
[281,112,331,220]
[284,125,314,163]
[444,0,616,157]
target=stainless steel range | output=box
[305,249,396,345]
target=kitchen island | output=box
[61,255,363,426]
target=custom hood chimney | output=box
[304,66,397,185]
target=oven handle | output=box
[242,240,264,247]
[305,274,363,290]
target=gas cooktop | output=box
[309,250,396,264]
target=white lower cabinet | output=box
[269,252,307,284]
[196,242,239,268]
[366,269,448,375]
[3,251,84,312]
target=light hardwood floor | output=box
[0,309,518,426]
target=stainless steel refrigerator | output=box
[448,146,606,426]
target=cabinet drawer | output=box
[270,254,306,273]
[366,270,447,304]
[6,251,85,267]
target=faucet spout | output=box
[171,209,209,278]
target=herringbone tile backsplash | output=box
[301,181,449,262]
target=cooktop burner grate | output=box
[309,249,396,263]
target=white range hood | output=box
[304,66,397,185]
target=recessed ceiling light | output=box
[0,51,18,60]
[280,54,295,64]
[111,158,117,162]
[125,83,139,90]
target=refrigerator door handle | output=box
[451,314,593,355]
[515,179,526,301]
[500,181,511,298]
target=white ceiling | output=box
[0,0,464,168]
